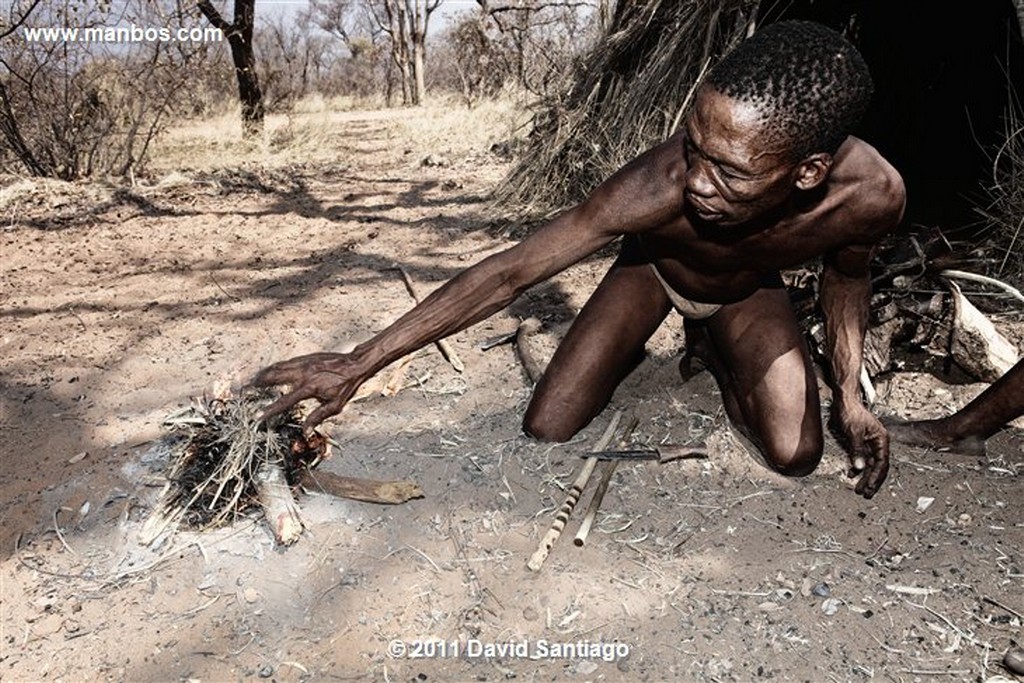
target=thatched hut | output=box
[500,0,1024,251]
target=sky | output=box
[256,0,485,29]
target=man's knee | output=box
[522,412,577,443]
[763,430,823,477]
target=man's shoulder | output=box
[579,134,688,232]
[835,136,906,228]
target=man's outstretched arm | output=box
[253,140,687,428]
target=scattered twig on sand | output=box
[396,267,464,372]
[514,317,545,384]
[527,410,622,571]
[209,272,241,303]
[899,669,972,677]
[982,595,1024,621]
[903,599,992,650]
[52,507,76,555]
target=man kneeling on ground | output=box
[254,21,906,499]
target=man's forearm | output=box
[352,250,525,375]
[821,266,872,407]
[349,206,617,377]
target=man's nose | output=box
[685,159,716,197]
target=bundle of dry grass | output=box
[140,391,327,546]
[494,0,757,218]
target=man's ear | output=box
[794,153,833,190]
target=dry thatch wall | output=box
[494,0,758,218]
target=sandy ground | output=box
[1,105,1022,682]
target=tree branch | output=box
[0,0,45,40]
[196,0,232,33]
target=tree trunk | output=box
[408,0,427,105]
[0,81,49,176]
[198,0,264,138]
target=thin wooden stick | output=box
[573,460,618,547]
[939,269,1024,304]
[527,410,622,571]
[397,267,465,372]
[573,416,638,547]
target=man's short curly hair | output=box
[705,20,873,159]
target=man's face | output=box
[683,85,801,228]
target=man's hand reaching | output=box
[831,401,890,499]
[251,352,369,432]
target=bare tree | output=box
[197,0,264,136]
[371,0,442,105]
[0,0,45,40]
[258,11,337,109]
[308,0,388,100]
[1,0,205,179]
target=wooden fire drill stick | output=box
[527,410,622,571]
[573,416,637,547]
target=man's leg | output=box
[703,283,824,476]
[887,358,1024,453]
[523,239,672,442]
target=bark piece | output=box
[298,469,423,505]
[948,282,1019,382]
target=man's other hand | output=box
[251,352,366,432]
[831,402,890,499]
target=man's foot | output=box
[884,417,987,456]
[679,321,717,382]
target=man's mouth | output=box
[687,196,724,220]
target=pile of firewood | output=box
[140,391,422,547]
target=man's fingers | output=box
[856,458,888,498]
[856,436,890,498]
[260,387,314,423]
[304,400,343,433]
[251,364,297,388]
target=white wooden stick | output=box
[939,269,1024,305]
[527,410,622,571]
[256,461,304,545]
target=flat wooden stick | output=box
[397,267,465,372]
[298,469,424,505]
[527,410,622,571]
[573,460,618,547]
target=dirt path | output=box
[1,107,1022,682]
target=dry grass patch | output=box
[390,94,531,159]
[149,108,342,173]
